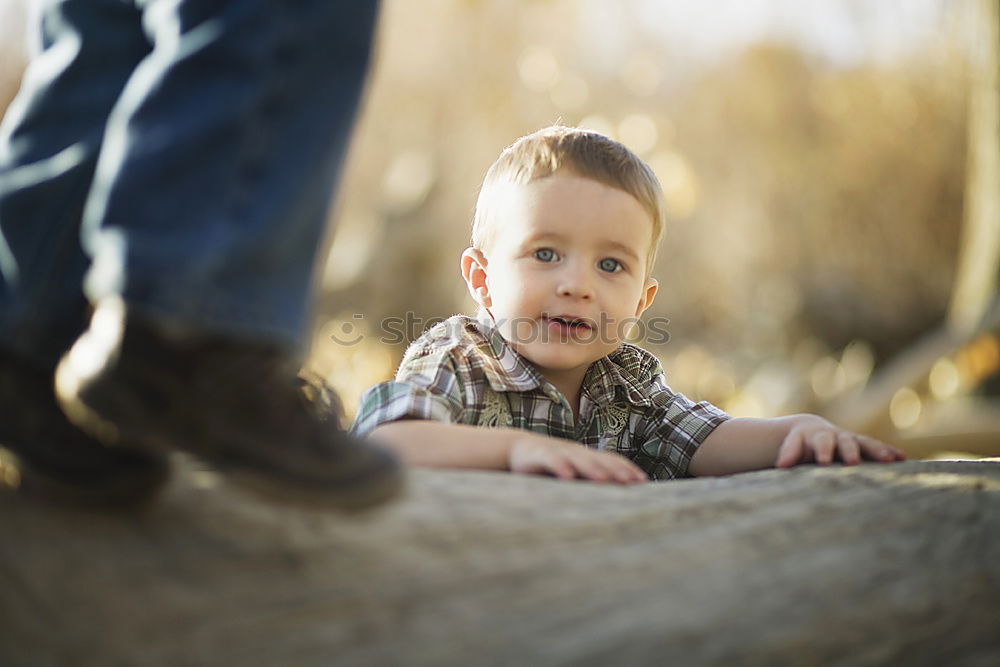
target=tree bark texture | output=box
[1,459,998,666]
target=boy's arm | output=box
[371,420,648,484]
[687,414,907,477]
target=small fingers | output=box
[513,441,648,485]
[578,451,647,485]
[808,430,837,465]
[836,431,861,465]
[546,460,577,480]
[776,422,907,471]
[592,450,647,484]
[857,435,907,463]
[611,457,649,484]
[533,450,577,480]
[776,430,805,468]
[568,453,613,483]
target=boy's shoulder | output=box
[398,315,541,394]
[400,314,492,366]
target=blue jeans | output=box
[0,0,379,369]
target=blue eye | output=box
[534,248,556,262]
[599,258,621,272]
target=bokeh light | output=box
[1,0,992,457]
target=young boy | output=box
[351,126,905,483]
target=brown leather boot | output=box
[0,348,169,508]
[55,299,402,510]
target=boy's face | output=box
[463,171,658,389]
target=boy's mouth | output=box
[541,315,594,332]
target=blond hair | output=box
[472,125,666,277]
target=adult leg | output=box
[0,0,168,505]
[84,0,381,346]
[56,0,401,510]
[0,0,151,366]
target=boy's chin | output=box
[517,344,606,371]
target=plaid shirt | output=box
[351,315,730,479]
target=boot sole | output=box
[0,445,170,510]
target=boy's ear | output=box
[461,247,492,308]
[634,278,658,316]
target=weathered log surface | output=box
[2,459,999,666]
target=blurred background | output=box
[1,0,997,459]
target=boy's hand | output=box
[775,415,906,468]
[509,433,648,484]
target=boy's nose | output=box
[556,269,594,300]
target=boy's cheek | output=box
[592,318,625,346]
[503,317,542,346]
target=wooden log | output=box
[2,458,999,666]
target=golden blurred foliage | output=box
[311,0,982,427]
[1,1,994,453]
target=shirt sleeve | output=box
[633,370,730,480]
[350,347,468,438]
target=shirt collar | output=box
[583,353,653,408]
[473,312,547,394]
[472,312,651,407]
